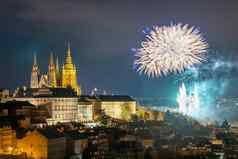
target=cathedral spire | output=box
[48,52,57,88]
[33,53,37,66]
[56,56,59,73]
[66,42,73,64]
[62,42,81,95]
[55,56,61,86]
[31,53,39,88]
[50,52,54,65]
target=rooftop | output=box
[80,95,135,102]
[14,87,78,98]
[0,100,35,109]
[38,128,65,139]
[65,131,88,140]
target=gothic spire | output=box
[48,52,57,88]
[66,42,73,64]
[33,53,37,66]
[49,52,54,65]
[31,53,39,88]
[56,56,59,72]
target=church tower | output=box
[55,56,61,87]
[48,53,57,88]
[62,43,81,95]
[30,54,39,88]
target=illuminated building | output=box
[14,87,79,125]
[55,57,61,86]
[13,87,137,124]
[61,43,81,95]
[0,126,16,153]
[100,97,136,120]
[38,74,49,88]
[30,54,39,88]
[17,128,66,159]
[25,43,138,124]
[136,106,165,121]
[48,53,57,88]
[30,43,81,95]
[77,98,93,123]
[0,89,10,102]
[81,95,137,120]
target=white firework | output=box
[134,23,209,77]
[177,83,187,115]
[177,83,201,117]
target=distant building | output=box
[137,106,165,121]
[110,140,144,159]
[0,89,9,98]
[83,128,110,158]
[0,100,48,128]
[0,100,35,117]
[0,89,10,103]
[77,98,94,123]
[30,43,81,95]
[81,95,137,120]
[65,131,88,158]
[140,134,154,149]
[99,95,136,120]
[13,87,137,124]
[13,87,79,125]
[210,137,224,159]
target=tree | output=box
[98,109,109,127]
[121,105,130,120]
[221,119,230,130]
[131,114,139,122]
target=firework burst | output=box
[134,23,209,77]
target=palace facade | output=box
[13,87,136,125]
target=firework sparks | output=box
[177,83,187,114]
[177,83,200,116]
[134,23,209,77]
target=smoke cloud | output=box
[177,51,238,123]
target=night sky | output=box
[1,0,238,99]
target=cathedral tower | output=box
[48,53,57,88]
[55,56,61,86]
[62,43,81,95]
[30,54,39,88]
